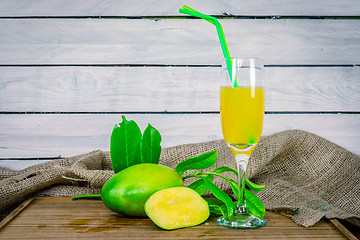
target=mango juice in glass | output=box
[220,87,264,145]
[217,57,266,229]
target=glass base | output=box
[217,214,266,229]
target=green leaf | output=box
[211,166,237,175]
[229,180,239,198]
[204,198,227,216]
[208,205,227,217]
[200,176,234,218]
[188,175,214,195]
[245,178,266,192]
[245,189,266,219]
[210,166,265,192]
[140,123,162,164]
[175,150,218,175]
[110,115,142,173]
[211,166,265,192]
[204,197,224,206]
[211,166,238,176]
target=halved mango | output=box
[145,187,210,230]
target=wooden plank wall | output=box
[0,0,359,170]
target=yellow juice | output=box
[220,87,265,144]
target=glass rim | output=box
[224,56,263,61]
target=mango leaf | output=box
[208,205,226,217]
[245,189,266,219]
[220,178,265,219]
[188,175,214,195]
[245,178,266,192]
[140,123,162,164]
[204,198,227,216]
[175,150,217,175]
[204,197,224,206]
[200,176,234,218]
[229,180,239,198]
[211,166,238,176]
[211,166,265,192]
[227,177,265,218]
[110,115,141,173]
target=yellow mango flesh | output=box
[145,187,210,230]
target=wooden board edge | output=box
[0,197,35,231]
[33,196,71,200]
[330,219,359,240]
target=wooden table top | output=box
[0,197,357,239]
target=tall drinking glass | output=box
[217,57,266,229]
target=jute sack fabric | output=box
[0,129,359,228]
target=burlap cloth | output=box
[1,130,359,228]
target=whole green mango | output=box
[101,163,183,217]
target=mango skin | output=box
[101,163,184,217]
[145,187,210,230]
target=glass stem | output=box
[228,143,256,218]
[234,153,249,216]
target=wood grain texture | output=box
[0,0,359,17]
[0,19,359,65]
[0,198,34,231]
[0,114,359,160]
[0,197,350,239]
[330,219,359,240]
[0,66,359,112]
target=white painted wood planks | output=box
[0,0,359,16]
[0,66,359,112]
[0,1,359,170]
[0,19,359,65]
[0,114,358,158]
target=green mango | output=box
[101,163,183,217]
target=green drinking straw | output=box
[179,5,238,87]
